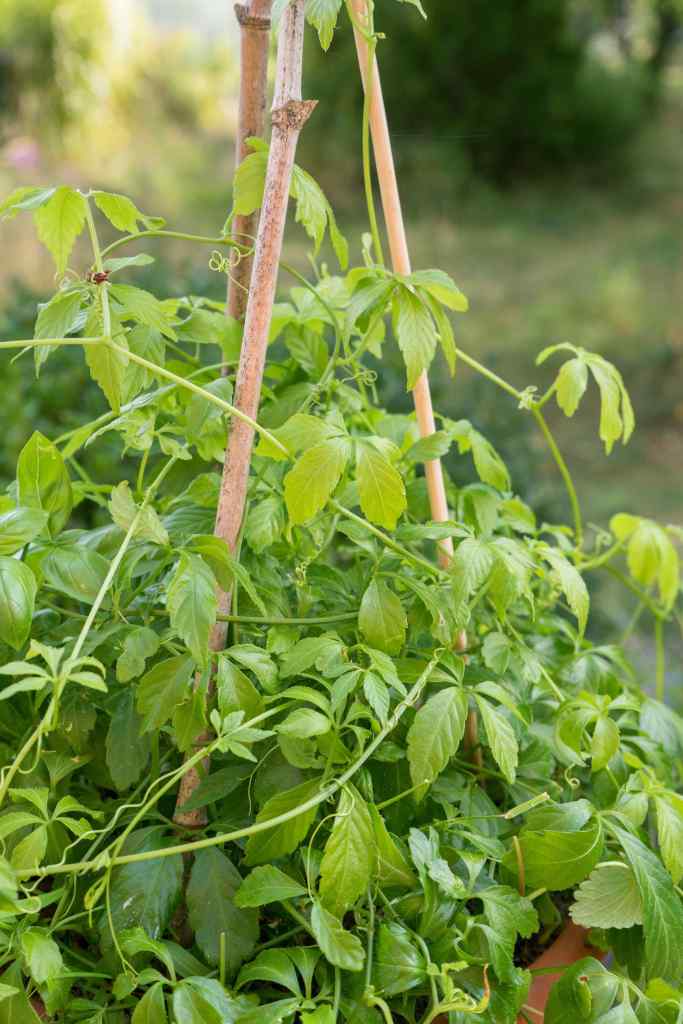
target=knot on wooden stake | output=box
[234,4,271,30]
[271,99,318,132]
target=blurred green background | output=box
[0,0,681,681]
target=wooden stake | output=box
[227,0,273,330]
[174,0,315,827]
[349,0,453,571]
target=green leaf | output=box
[173,978,245,1024]
[217,658,265,721]
[356,441,406,529]
[544,958,620,1024]
[109,283,176,340]
[319,784,375,917]
[655,794,683,884]
[104,829,182,956]
[106,690,149,791]
[372,922,426,996]
[407,269,468,312]
[85,337,130,413]
[109,481,169,545]
[167,553,217,668]
[358,579,406,655]
[591,715,620,772]
[93,191,162,234]
[104,253,155,273]
[117,626,160,683]
[245,496,285,553]
[0,962,41,1023]
[187,849,258,971]
[475,695,518,783]
[369,805,416,889]
[41,545,110,605]
[449,420,510,491]
[310,901,364,972]
[610,514,679,612]
[235,866,307,908]
[570,862,643,929]
[0,558,36,651]
[542,546,589,637]
[555,357,588,417]
[305,0,343,49]
[614,824,683,980]
[21,928,63,985]
[11,824,47,870]
[392,286,437,389]
[17,431,72,538]
[407,686,468,795]
[232,144,268,217]
[132,982,168,1024]
[136,655,195,733]
[507,818,604,891]
[480,886,538,983]
[277,708,331,739]
[33,186,86,272]
[245,778,321,865]
[0,508,49,555]
[34,288,83,373]
[280,635,343,679]
[284,439,350,525]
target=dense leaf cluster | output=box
[0,8,682,1023]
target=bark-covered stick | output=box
[227,0,273,330]
[175,0,315,826]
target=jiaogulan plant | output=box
[0,1,682,1022]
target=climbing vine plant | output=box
[0,3,682,1023]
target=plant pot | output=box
[517,922,602,1023]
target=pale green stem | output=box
[655,617,665,701]
[531,406,583,549]
[16,654,441,878]
[330,500,443,579]
[107,340,288,456]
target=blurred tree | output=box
[303,0,659,184]
[0,0,107,146]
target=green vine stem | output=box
[15,653,440,879]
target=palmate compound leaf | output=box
[610,514,680,612]
[406,686,469,797]
[537,344,635,454]
[284,437,350,525]
[319,784,376,917]
[570,862,643,929]
[187,849,258,972]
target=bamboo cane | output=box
[227,0,273,330]
[174,0,315,826]
[349,0,453,571]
